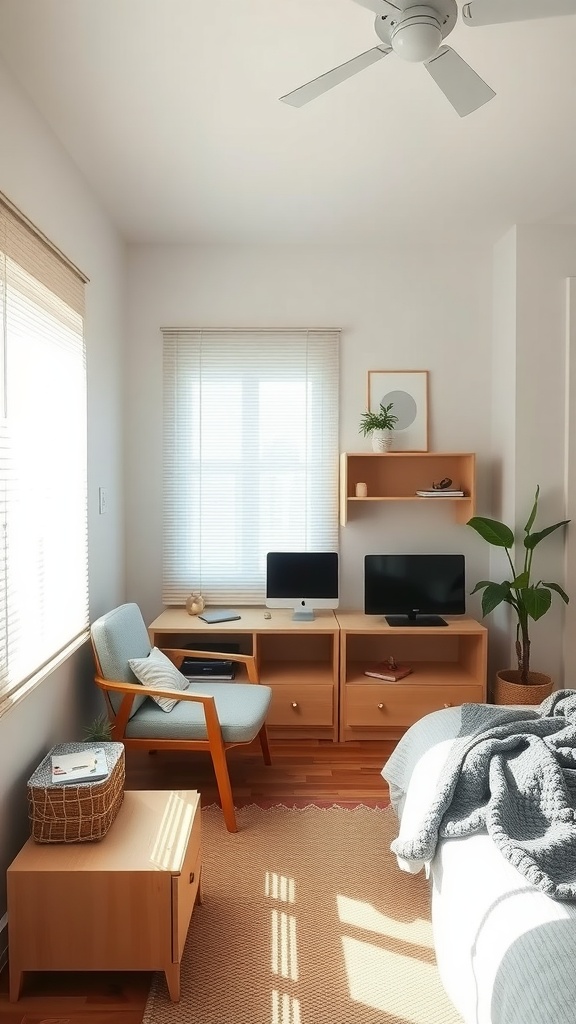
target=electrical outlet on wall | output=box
[98,487,108,515]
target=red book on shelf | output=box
[364,661,413,682]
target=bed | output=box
[381,700,576,1024]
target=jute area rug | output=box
[143,803,463,1024]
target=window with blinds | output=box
[162,328,340,605]
[0,196,88,710]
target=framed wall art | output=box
[367,370,429,452]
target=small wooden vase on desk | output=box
[492,668,553,706]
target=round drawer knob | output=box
[291,701,299,709]
[443,702,453,709]
[377,702,384,710]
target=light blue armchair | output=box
[90,603,272,832]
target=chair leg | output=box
[210,744,237,832]
[203,698,239,832]
[259,723,272,765]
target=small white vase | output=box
[371,430,393,452]
[186,592,205,615]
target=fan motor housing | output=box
[374,0,457,62]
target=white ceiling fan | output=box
[280,0,576,117]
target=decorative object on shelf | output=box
[186,591,205,615]
[355,481,368,497]
[364,657,413,682]
[358,400,398,452]
[433,477,453,489]
[416,488,464,497]
[368,370,429,452]
[467,485,570,705]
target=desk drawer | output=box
[345,683,484,728]
[268,683,333,726]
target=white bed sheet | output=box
[382,707,576,1024]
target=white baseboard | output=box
[0,912,7,973]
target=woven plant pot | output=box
[371,429,393,452]
[492,668,553,706]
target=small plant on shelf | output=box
[359,401,398,436]
[359,402,398,452]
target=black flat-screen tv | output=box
[364,554,466,627]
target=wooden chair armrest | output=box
[95,674,217,707]
[94,674,225,748]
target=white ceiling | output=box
[1,0,576,245]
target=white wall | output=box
[488,228,518,677]
[489,225,576,685]
[125,241,494,625]
[0,58,126,915]
[515,225,576,684]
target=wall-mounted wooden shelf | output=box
[339,451,476,525]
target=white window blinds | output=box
[162,328,340,605]
[0,196,88,709]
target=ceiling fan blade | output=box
[349,0,401,13]
[280,46,391,107]
[462,0,576,26]
[425,46,495,117]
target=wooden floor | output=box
[0,738,395,1024]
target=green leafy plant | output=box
[359,401,398,436]
[83,714,113,742]
[467,486,570,684]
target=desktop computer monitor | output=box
[266,551,339,621]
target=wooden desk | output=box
[7,789,202,1002]
[149,608,340,741]
[335,613,488,741]
[147,608,487,742]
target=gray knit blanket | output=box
[391,690,576,900]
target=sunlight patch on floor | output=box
[341,935,446,1022]
[266,871,300,1019]
[271,909,298,980]
[271,989,302,1024]
[337,893,433,947]
[266,871,296,903]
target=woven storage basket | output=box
[492,669,553,706]
[27,742,125,844]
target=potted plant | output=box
[359,401,399,452]
[83,713,114,742]
[467,485,570,704]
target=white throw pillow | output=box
[128,647,188,712]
